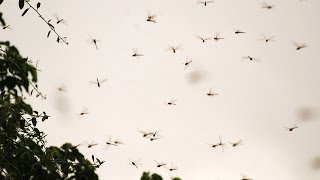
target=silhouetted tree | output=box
[141,172,182,180]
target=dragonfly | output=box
[90,78,107,88]
[130,160,142,169]
[167,45,182,54]
[54,14,67,25]
[85,141,98,148]
[113,138,124,145]
[104,137,118,150]
[167,98,177,106]
[132,48,144,58]
[261,1,275,10]
[168,163,178,172]
[183,57,192,70]
[234,29,246,34]
[242,56,261,62]
[293,42,307,51]
[146,11,157,23]
[197,0,214,6]
[229,140,243,147]
[139,130,154,138]
[2,24,12,30]
[154,160,166,168]
[196,36,212,43]
[241,174,253,180]
[78,107,89,118]
[88,35,100,51]
[57,85,67,93]
[209,135,225,151]
[213,32,225,41]
[207,89,218,96]
[284,124,299,132]
[260,34,276,43]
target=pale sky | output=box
[1,0,320,179]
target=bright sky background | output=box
[1,0,320,179]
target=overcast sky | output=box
[1,0,320,179]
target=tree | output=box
[0,13,103,179]
[141,172,182,180]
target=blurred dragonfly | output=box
[139,130,153,138]
[167,45,182,54]
[229,140,243,147]
[78,106,89,118]
[168,163,178,172]
[213,32,225,41]
[90,78,107,88]
[261,1,275,9]
[57,85,67,93]
[2,24,12,30]
[242,56,261,62]
[209,136,225,151]
[154,160,166,168]
[197,0,214,6]
[146,11,157,23]
[114,138,124,145]
[241,174,253,180]
[293,42,307,51]
[130,160,142,169]
[196,36,212,43]
[284,124,299,132]
[259,34,276,43]
[183,57,192,70]
[167,98,177,106]
[54,14,67,25]
[88,35,100,51]
[234,29,246,34]
[207,89,218,96]
[85,141,98,148]
[132,48,144,58]
[104,137,117,150]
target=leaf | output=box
[36,2,41,10]
[34,128,40,136]
[47,30,51,38]
[22,8,30,16]
[0,0,3,5]
[32,117,37,126]
[91,155,95,162]
[19,0,24,9]
[20,119,25,129]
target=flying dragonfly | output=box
[2,24,12,30]
[146,11,157,23]
[242,56,261,62]
[261,1,275,9]
[197,0,214,6]
[241,174,253,180]
[154,160,166,168]
[85,141,98,148]
[183,57,192,70]
[78,106,89,118]
[213,32,225,41]
[259,34,276,43]
[132,48,144,58]
[229,140,243,147]
[104,137,117,150]
[209,135,225,151]
[130,160,142,169]
[293,42,307,51]
[166,45,182,54]
[88,35,100,51]
[54,14,67,25]
[207,89,218,97]
[284,124,299,132]
[167,163,178,172]
[167,98,177,106]
[57,85,67,93]
[196,36,212,43]
[139,130,153,138]
[234,29,246,34]
[114,138,124,145]
[90,78,107,88]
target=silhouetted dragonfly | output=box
[261,1,275,9]
[132,48,144,58]
[78,107,89,118]
[146,12,157,23]
[57,85,67,92]
[209,136,225,151]
[260,34,276,43]
[104,137,117,150]
[85,141,98,148]
[90,78,107,88]
[88,35,100,51]
[139,130,153,138]
[229,140,243,147]
[167,98,177,105]
[54,14,67,25]
[154,160,166,168]
[207,89,218,96]
[197,0,214,6]
[167,45,182,54]
[196,36,212,43]
[130,160,142,169]
[168,163,178,172]
[284,124,299,132]
[242,56,261,62]
[234,29,246,34]
[213,32,225,41]
[293,42,307,51]
[183,57,192,70]
[2,24,12,30]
